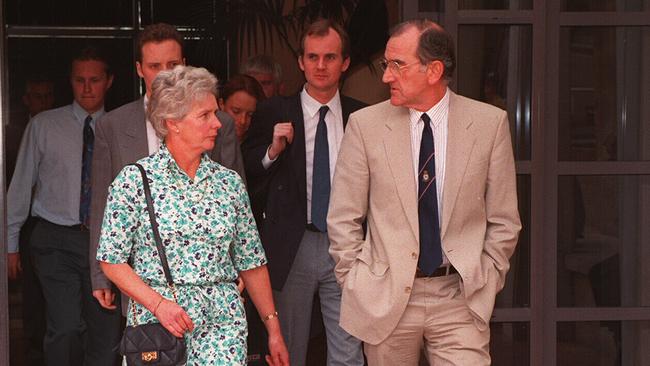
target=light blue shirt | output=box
[7,101,104,253]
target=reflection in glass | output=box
[557,175,650,307]
[457,25,532,160]
[559,27,650,161]
[184,39,230,81]
[5,0,132,26]
[5,38,135,186]
[7,38,136,113]
[459,0,533,10]
[496,175,530,308]
[491,322,529,366]
[562,0,647,11]
[557,321,650,365]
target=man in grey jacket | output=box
[89,23,245,311]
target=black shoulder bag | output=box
[118,163,187,365]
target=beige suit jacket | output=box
[327,92,521,345]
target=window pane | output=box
[184,39,230,81]
[496,175,530,308]
[562,0,648,11]
[147,0,225,27]
[557,175,650,307]
[6,0,133,26]
[419,0,443,12]
[559,27,650,161]
[459,0,533,10]
[491,322,530,366]
[457,25,532,160]
[557,321,650,365]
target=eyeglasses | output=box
[379,58,422,76]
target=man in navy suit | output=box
[243,19,365,366]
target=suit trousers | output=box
[19,217,46,366]
[273,230,363,366]
[364,274,490,366]
[30,219,121,366]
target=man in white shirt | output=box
[328,19,521,365]
[243,19,365,366]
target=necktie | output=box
[79,115,94,226]
[311,105,330,232]
[418,113,443,275]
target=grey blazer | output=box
[89,98,245,292]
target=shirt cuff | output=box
[261,145,277,170]
[8,236,19,253]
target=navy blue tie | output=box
[79,115,94,226]
[418,113,443,275]
[311,105,330,232]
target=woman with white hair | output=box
[96,65,289,365]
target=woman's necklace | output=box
[171,168,208,203]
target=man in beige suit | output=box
[328,19,521,365]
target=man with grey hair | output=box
[328,19,521,365]
[240,54,284,98]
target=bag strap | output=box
[129,163,175,288]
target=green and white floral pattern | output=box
[97,144,266,365]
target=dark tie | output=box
[311,105,330,232]
[79,115,94,226]
[418,113,443,275]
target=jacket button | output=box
[411,252,417,259]
[405,286,411,293]
[277,185,283,190]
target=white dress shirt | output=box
[409,88,450,265]
[143,96,162,155]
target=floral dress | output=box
[97,144,266,365]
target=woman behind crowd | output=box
[96,65,289,365]
[218,74,265,142]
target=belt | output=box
[305,223,323,232]
[36,217,88,232]
[415,265,457,278]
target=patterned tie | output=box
[79,115,94,226]
[311,105,330,232]
[418,113,443,275]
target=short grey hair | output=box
[147,65,218,138]
[389,19,456,81]
[240,55,282,83]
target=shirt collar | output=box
[300,85,341,121]
[408,87,450,128]
[159,143,212,183]
[72,100,105,125]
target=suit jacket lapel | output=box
[286,94,308,206]
[383,106,418,240]
[341,96,354,129]
[123,97,149,161]
[441,92,476,238]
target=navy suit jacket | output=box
[243,93,366,290]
